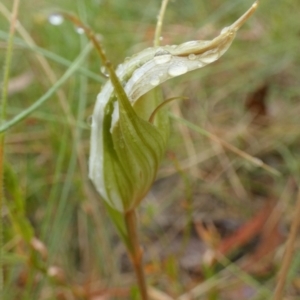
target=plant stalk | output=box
[124,210,148,300]
[273,188,300,300]
[154,0,169,47]
[0,0,20,294]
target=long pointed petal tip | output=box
[229,0,259,31]
[253,1,260,9]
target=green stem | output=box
[124,210,148,300]
[0,0,20,294]
[154,0,170,47]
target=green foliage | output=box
[0,0,300,299]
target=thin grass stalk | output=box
[171,103,198,178]
[0,44,92,133]
[154,0,169,47]
[273,187,300,300]
[0,0,20,294]
[125,210,148,300]
[169,113,281,176]
[0,30,101,81]
[0,4,95,221]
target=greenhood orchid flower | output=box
[89,1,258,213]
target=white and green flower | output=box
[89,2,258,213]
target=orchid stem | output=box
[124,209,148,300]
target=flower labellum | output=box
[89,1,258,212]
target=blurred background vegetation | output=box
[1,0,300,299]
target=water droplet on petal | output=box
[220,26,229,34]
[188,53,196,60]
[155,48,169,55]
[199,50,219,64]
[168,62,188,77]
[221,27,235,36]
[75,26,85,34]
[136,60,143,67]
[150,76,160,86]
[153,55,172,65]
[153,48,172,64]
[181,40,198,47]
[48,14,64,26]
[100,66,109,77]
[199,56,215,64]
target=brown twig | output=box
[273,187,300,300]
[169,113,281,177]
